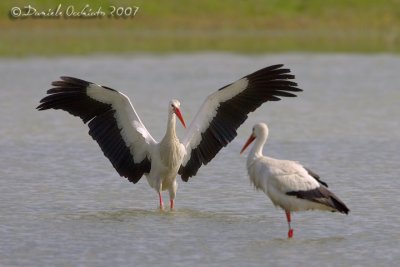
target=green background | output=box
[1,0,400,56]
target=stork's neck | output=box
[248,136,267,160]
[163,112,178,142]
[160,112,183,168]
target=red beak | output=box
[174,107,186,128]
[240,134,255,154]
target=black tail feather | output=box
[331,195,350,214]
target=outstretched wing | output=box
[37,76,156,183]
[179,64,302,181]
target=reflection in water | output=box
[61,208,251,223]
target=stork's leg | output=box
[158,191,164,210]
[156,181,164,210]
[169,180,178,210]
[285,210,294,238]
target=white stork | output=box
[37,65,302,209]
[240,123,349,238]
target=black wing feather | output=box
[179,64,302,181]
[286,186,350,214]
[37,76,150,183]
[304,167,328,187]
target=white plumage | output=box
[37,65,302,209]
[241,122,349,238]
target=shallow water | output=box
[1,54,399,266]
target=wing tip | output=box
[55,76,92,88]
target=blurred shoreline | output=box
[1,0,399,57]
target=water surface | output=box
[0,54,399,266]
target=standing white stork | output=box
[37,65,302,210]
[240,123,349,238]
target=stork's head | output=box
[169,99,186,128]
[240,122,269,154]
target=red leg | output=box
[285,210,294,238]
[288,229,294,238]
[158,192,164,210]
[170,199,174,210]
